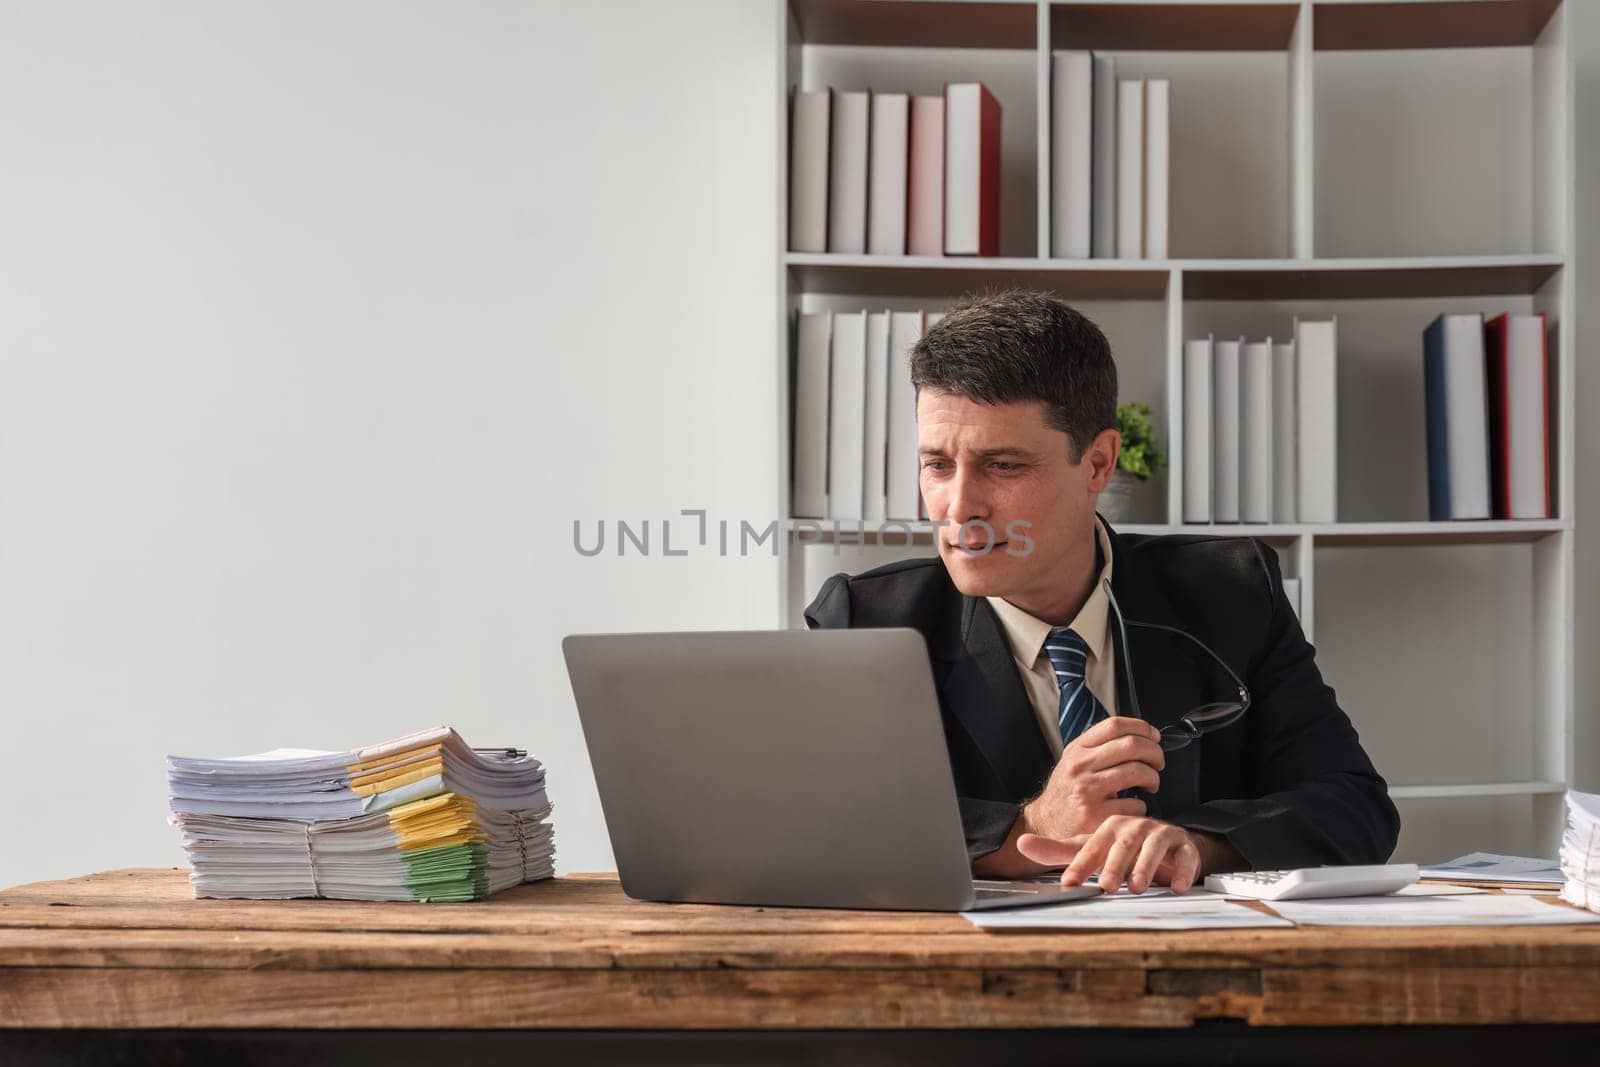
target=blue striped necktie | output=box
[1043,627,1108,747]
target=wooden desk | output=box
[4,869,1600,1064]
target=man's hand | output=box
[1016,817,1214,894]
[970,715,1167,879]
[1021,716,1165,840]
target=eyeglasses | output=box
[1102,578,1251,752]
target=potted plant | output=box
[1098,402,1165,523]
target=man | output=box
[804,290,1399,894]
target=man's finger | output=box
[1089,761,1160,797]
[1072,715,1161,750]
[1080,733,1166,774]
[1127,828,1181,894]
[1169,838,1202,894]
[1095,828,1146,894]
[1099,797,1147,820]
[1016,832,1087,867]
[1060,823,1119,887]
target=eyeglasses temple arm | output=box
[1123,618,1251,706]
[1100,578,1144,719]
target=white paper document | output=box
[1267,894,1599,927]
[965,894,1291,930]
[1420,852,1564,886]
[1394,882,1487,896]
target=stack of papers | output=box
[167,726,554,901]
[1269,894,1599,927]
[1560,789,1600,914]
[966,890,1291,930]
[1419,851,1564,890]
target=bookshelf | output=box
[776,0,1575,861]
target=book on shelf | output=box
[1423,312,1492,521]
[1051,50,1092,258]
[1091,54,1117,259]
[1115,78,1143,259]
[1143,79,1169,259]
[944,82,1001,256]
[863,311,891,521]
[1272,339,1298,523]
[886,311,925,521]
[827,90,869,254]
[828,310,868,520]
[788,89,830,254]
[1211,337,1241,524]
[1295,317,1338,524]
[1185,331,1308,527]
[868,93,909,256]
[918,312,947,521]
[907,95,945,256]
[1484,312,1552,520]
[791,311,831,518]
[1240,338,1274,524]
[1182,335,1213,524]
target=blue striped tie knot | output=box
[1043,627,1107,747]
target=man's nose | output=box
[945,468,990,531]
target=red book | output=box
[943,82,1001,257]
[906,95,945,257]
[1484,312,1552,519]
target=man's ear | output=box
[1083,427,1122,492]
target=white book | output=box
[828,310,868,519]
[886,310,925,520]
[943,83,998,256]
[867,93,909,256]
[1272,340,1298,523]
[1212,338,1242,524]
[1295,318,1339,523]
[1091,54,1117,259]
[1425,312,1490,521]
[1281,577,1302,621]
[1240,339,1273,524]
[918,312,948,521]
[1051,51,1093,258]
[1115,79,1144,259]
[1143,79,1169,259]
[791,311,832,518]
[788,89,830,253]
[862,311,891,521]
[1182,336,1213,523]
[1504,314,1550,519]
[827,91,869,254]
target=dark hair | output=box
[910,288,1117,462]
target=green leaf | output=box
[1114,402,1165,480]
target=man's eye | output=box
[992,462,1017,473]
[922,460,948,473]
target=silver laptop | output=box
[561,627,1099,911]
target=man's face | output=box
[917,390,1118,603]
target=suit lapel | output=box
[931,592,1054,801]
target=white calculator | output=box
[1204,863,1419,901]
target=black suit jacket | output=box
[803,516,1401,871]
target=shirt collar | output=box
[986,515,1116,670]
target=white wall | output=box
[0,0,780,886]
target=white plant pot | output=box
[1098,469,1140,523]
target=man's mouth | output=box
[948,541,1007,554]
